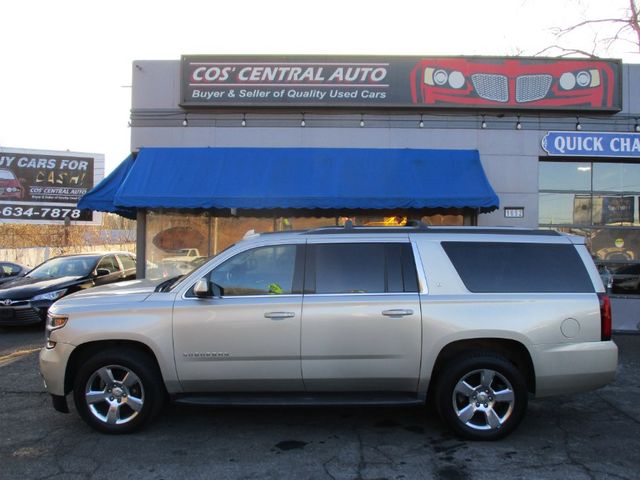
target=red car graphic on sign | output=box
[0,169,25,200]
[410,58,617,109]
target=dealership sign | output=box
[0,148,104,224]
[181,55,622,111]
[542,131,640,157]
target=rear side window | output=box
[441,241,594,293]
[305,243,418,294]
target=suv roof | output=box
[303,226,561,236]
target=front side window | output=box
[209,245,298,296]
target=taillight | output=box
[598,293,612,341]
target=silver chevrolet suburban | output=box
[39,226,618,440]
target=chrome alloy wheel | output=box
[452,368,515,431]
[84,365,145,426]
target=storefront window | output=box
[145,210,470,280]
[539,160,640,296]
[538,161,592,191]
[593,163,640,192]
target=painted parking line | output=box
[0,347,40,367]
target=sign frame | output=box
[180,55,623,112]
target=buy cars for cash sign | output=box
[0,148,103,224]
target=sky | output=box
[1,0,638,174]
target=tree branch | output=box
[533,45,600,58]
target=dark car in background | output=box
[611,264,640,294]
[0,252,136,326]
[0,261,28,285]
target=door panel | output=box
[173,243,305,392]
[300,241,422,392]
[173,295,303,391]
[301,294,421,391]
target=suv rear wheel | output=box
[73,348,164,433]
[435,353,528,441]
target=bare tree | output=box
[535,0,639,57]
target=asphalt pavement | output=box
[0,327,638,480]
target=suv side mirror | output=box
[194,278,223,298]
[194,278,210,298]
[96,268,110,277]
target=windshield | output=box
[0,169,16,180]
[28,256,98,279]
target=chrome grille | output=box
[516,74,552,103]
[471,74,508,102]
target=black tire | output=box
[435,353,528,441]
[73,348,165,434]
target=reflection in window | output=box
[539,161,591,191]
[540,160,640,296]
[593,163,640,192]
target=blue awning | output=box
[78,147,499,218]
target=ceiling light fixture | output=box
[241,114,246,127]
[360,114,365,127]
[575,116,582,131]
[481,115,487,129]
[301,113,306,127]
[515,115,522,130]
[419,114,424,128]
[182,115,188,127]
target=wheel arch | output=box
[64,340,164,396]
[428,338,536,397]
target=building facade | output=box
[81,55,640,329]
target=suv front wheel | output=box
[435,353,528,441]
[73,348,165,433]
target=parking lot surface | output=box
[1,328,638,480]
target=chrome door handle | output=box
[264,311,296,320]
[382,309,414,317]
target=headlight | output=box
[48,313,69,330]
[576,71,591,87]
[6,187,18,193]
[433,69,448,85]
[559,72,576,90]
[424,68,466,89]
[447,71,465,89]
[560,69,600,90]
[32,289,67,302]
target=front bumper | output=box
[533,340,618,397]
[39,342,76,397]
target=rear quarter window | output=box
[441,241,594,293]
